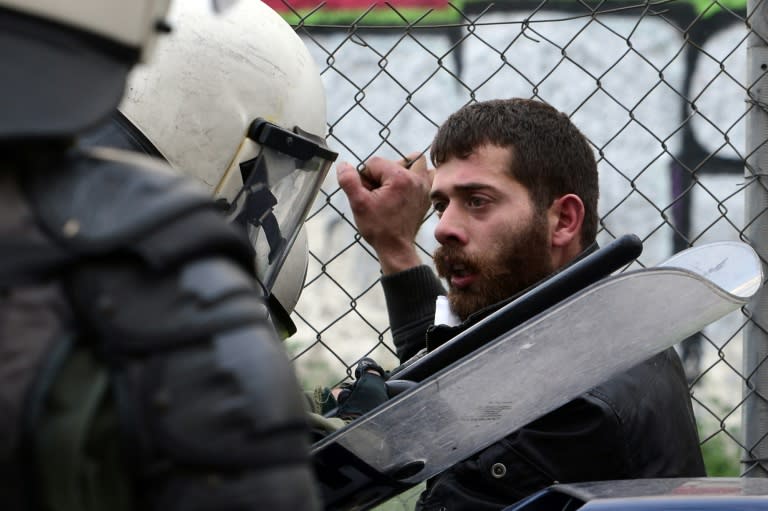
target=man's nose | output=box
[434,204,468,246]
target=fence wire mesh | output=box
[270,0,767,485]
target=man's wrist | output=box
[378,247,422,275]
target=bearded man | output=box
[336,98,706,510]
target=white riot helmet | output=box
[117,0,336,324]
[0,0,172,139]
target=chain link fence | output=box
[270,0,766,489]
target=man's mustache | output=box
[433,245,480,277]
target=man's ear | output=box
[548,193,585,249]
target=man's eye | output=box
[432,202,446,215]
[468,197,487,208]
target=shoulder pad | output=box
[23,146,211,252]
[22,146,254,272]
[68,256,271,354]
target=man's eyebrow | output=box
[429,183,494,201]
[429,189,446,201]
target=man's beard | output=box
[433,214,555,321]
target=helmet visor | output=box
[227,119,337,292]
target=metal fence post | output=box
[744,0,768,478]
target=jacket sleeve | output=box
[380,265,446,363]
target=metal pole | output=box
[744,0,768,478]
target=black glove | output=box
[335,358,389,420]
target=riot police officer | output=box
[0,1,321,509]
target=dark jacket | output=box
[0,148,319,511]
[381,264,706,511]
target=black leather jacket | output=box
[381,264,706,511]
